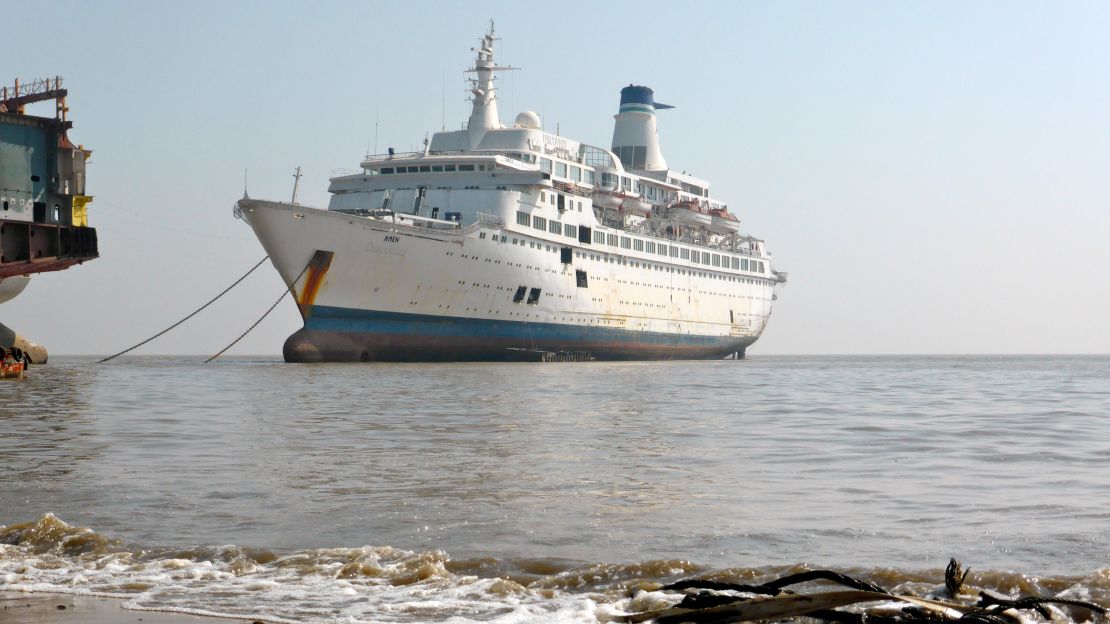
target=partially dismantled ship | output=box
[0,77,99,363]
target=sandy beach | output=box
[0,592,242,624]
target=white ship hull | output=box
[238,199,775,362]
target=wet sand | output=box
[0,592,242,624]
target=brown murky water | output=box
[2,355,1108,621]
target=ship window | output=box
[576,270,589,288]
[549,221,561,234]
[570,165,581,182]
[742,258,749,270]
[560,247,572,264]
[526,287,541,304]
[513,286,527,303]
[540,158,552,174]
[380,167,394,174]
[516,211,530,226]
[634,239,644,251]
[564,224,577,239]
[712,254,721,267]
[645,241,654,253]
[593,230,605,244]
[621,177,632,191]
[584,170,595,185]
[659,244,668,256]
[501,235,507,242]
[419,166,431,172]
[540,191,546,202]
[691,251,699,263]
[620,237,631,249]
[444,164,456,171]
[555,162,567,178]
[680,248,690,260]
[458,164,475,171]
[731,257,739,269]
[607,234,618,246]
[533,215,547,230]
[479,232,486,239]
[432,165,444,172]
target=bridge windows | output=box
[516,211,530,226]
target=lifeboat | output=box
[709,208,741,234]
[1,349,25,379]
[620,195,652,218]
[670,199,712,228]
[591,190,624,210]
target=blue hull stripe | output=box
[305,305,746,350]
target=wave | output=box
[2,514,1108,623]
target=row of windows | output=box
[584,228,765,273]
[378,163,488,174]
[517,210,579,240]
[539,158,597,185]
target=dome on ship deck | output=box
[514,111,541,129]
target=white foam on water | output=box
[0,520,612,623]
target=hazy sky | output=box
[4,1,1108,356]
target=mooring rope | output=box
[203,259,313,363]
[98,256,271,363]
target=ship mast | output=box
[464,20,515,149]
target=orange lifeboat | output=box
[1,360,25,379]
[1,348,26,379]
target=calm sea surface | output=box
[2,355,1109,622]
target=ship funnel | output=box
[611,85,671,171]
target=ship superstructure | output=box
[238,24,785,362]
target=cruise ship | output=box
[237,24,786,362]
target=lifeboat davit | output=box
[709,208,741,234]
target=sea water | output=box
[2,355,1108,622]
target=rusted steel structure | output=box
[0,77,99,360]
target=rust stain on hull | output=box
[296,250,334,320]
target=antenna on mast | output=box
[374,111,379,155]
[291,166,302,205]
[242,168,249,199]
